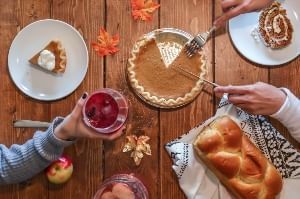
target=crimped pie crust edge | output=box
[53,40,67,73]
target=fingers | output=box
[227,96,260,115]
[87,125,126,140]
[214,85,251,95]
[228,94,249,104]
[215,91,224,98]
[72,92,88,117]
[221,0,241,11]
[222,4,245,22]
[214,16,227,28]
[214,2,247,27]
[106,126,126,141]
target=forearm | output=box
[0,117,74,184]
[271,88,300,142]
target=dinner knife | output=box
[13,120,51,128]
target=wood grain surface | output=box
[49,1,104,198]
[0,1,50,198]
[0,0,299,199]
[159,0,214,198]
[104,1,159,198]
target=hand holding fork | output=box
[185,26,216,57]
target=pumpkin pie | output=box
[128,36,206,108]
[29,40,67,73]
[259,2,293,49]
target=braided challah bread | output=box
[193,116,282,199]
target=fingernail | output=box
[82,92,87,99]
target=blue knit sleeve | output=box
[0,117,75,184]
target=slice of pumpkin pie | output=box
[29,40,67,73]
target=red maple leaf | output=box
[92,28,120,57]
[131,0,160,21]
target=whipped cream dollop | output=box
[251,27,261,42]
[38,50,55,71]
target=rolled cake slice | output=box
[259,2,293,49]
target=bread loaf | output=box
[193,116,282,199]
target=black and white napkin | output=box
[165,95,300,199]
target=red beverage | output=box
[83,89,128,134]
[85,93,119,128]
[93,174,149,199]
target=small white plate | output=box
[228,0,300,66]
[8,19,88,101]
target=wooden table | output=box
[0,0,299,198]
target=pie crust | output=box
[128,36,207,108]
[29,40,67,73]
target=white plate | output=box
[228,0,300,66]
[8,19,88,101]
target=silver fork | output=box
[185,26,216,57]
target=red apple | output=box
[46,155,73,184]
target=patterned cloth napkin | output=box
[165,95,300,199]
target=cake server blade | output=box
[173,65,220,87]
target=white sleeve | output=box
[270,88,300,143]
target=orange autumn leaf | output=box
[131,0,160,21]
[92,28,120,57]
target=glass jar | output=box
[82,88,128,134]
[93,174,149,199]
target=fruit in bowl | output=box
[45,155,73,184]
[93,174,148,199]
[100,183,135,199]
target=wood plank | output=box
[49,0,104,198]
[214,2,268,87]
[0,0,49,198]
[104,0,159,198]
[214,1,299,150]
[270,59,300,149]
[160,0,214,198]
[0,1,19,198]
[14,1,51,199]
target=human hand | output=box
[54,93,125,141]
[214,0,274,27]
[214,82,286,115]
